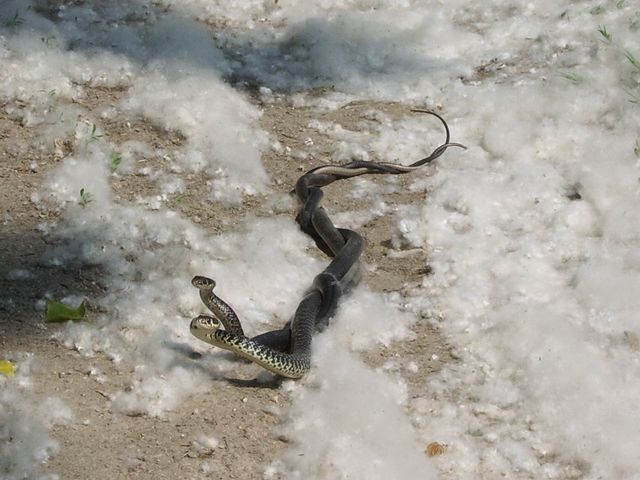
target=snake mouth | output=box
[190,315,221,333]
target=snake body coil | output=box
[190,110,464,378]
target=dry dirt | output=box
[0,89,455,479]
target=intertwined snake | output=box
[190,110,464,378]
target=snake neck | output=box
[199,289,245,337]
[211,330,310,379]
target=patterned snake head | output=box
[191,275,216,290]
[190,314,221,343]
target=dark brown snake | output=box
[190,110,465,378]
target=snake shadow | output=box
[164,339,283,389]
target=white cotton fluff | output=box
[4,0,640,478]
[0,368,71,480]
[192,434,219,453]
[6,269,34,280]
[271,333,437,480]
[31,57,330,414]
[110,366,211,418]
[122,70,270,202]
[331,287,415,351]
[45,203,320,416]
[395,9,640,477]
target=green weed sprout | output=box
[5,9,24,27]
[88,124,103,143]
[598,25,612,44]
[625,50,640,73]
[79,188,93,207]
[561,71,583,85]
[110,153,122,172]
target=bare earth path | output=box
[1,92,451,479]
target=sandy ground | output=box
[0,91,453,478]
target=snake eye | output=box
[192,276,216,289]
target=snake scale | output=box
[190,110,464,378]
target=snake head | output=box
[192,275,216,290]
[190,314,221,342]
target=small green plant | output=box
[560,71,583,85]
[110,152,122,172]
[152,0,171,11]
[590,5,605,15]
[79,188,93,207]
[625,89,640,104]
[617,0,626,8]
[4,9,23,27]
[624,52,640,104]
[598,25,612,44]
[634,139,640,158]
[625,50,640,73]
[83,124,99,149]
[41,34,57,46]
[88,123,104,143]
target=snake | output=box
[192,276,245,336]
[190,110,465,378]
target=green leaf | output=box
[45,300,88,322]
[110,152,122,172]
